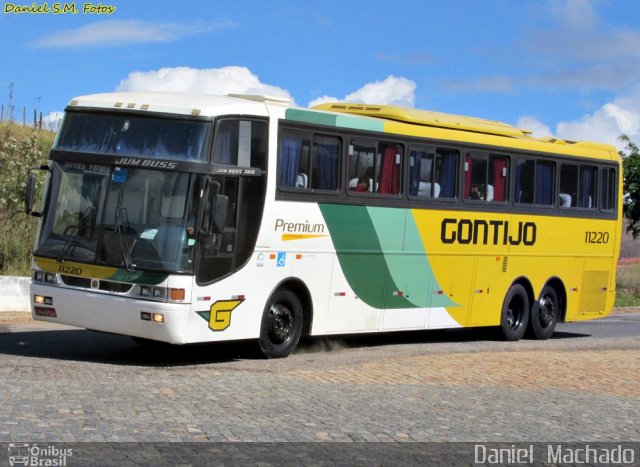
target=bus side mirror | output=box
[211,194,229,234]
[25,165,49,217]
[200,179,229,235]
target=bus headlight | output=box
[135,286,186,302]
[33,271,58,284]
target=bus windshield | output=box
[36,161,203,273]
[55,112,211,161]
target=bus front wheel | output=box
[258,289,303,358]
[499,284,530,341]
[528,285,559,340]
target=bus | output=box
[25,92,622,358]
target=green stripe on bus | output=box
[319,204,455,310]
[285,109,384,132]
[366,207,455,309]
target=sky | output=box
[1,0,640,149]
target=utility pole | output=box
[34,96,41,128]
[7,82,15,122]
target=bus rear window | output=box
[56,112,211,161]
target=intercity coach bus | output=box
[26,92,622,357]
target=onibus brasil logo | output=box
[8,443,73,466]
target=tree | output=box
[620,134,640,239]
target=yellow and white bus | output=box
[26,93,622,357]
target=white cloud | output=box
[31,20,234,48]
[557,102,640,149]
[116,66,293,102]
[516,116,553,139]
[42,111,64,132]
[518,88,640,150]
[308,75,417,108]
[308,95,339,108]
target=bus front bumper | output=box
[30,282,191,344]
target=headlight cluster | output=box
[33,271,58,285]
[139,285,166,299]
[136,286,186,302]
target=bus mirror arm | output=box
[25,165,49,217]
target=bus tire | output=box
[528,285,559,340]
[499,284,529,341]
[258,289,303,358]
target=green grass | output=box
[615,261,640,307]
[0,121,54,276]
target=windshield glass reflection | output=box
[36,162,201,273]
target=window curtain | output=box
[214,127,234,165]
[492,158,507,201]
[438,152,456,198]
[578,166,594,208]
[409,151,421,196]
[315,141,339,190]
[514,162,524,203]
[279,137,301,187]
[380,145,400,194]
[535,162,553,205]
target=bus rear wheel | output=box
[528,285,559,340]
[258,289,303,358]
[499,284,530,341]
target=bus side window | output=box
[378,143,402,195]
[600,167,616,211]
[559,164,578,207]
[214,119,268,170]
[579,165,598,209]
[409,148,435,197]
[278,132,311,189]
[515,159,554,205]
[348,140,376,194]
[434,149,458,198]
[464,152,487,201]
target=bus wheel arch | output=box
[499,278,532,341]
[258,279,312,358]
[527,278,565,340]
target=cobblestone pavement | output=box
[0,314,638,448]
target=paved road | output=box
[0,314,639,463]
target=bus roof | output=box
[65,92,618,161]
[311,102,619,161]
[65,92,281,118]
[313,102,531,138]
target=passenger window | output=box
[278,132,311,189]
[464,153,508,202]
[311,135,340,190]
[578,165,598,209]
[349,140,402,195]
[600,168,616,211]
[348,140,376,193]
[434,149,458,198]
[278,132,341,191]
[515,159,554,205]
[409,147,457,198]
[409,148,435,197]
[559,164,578,207]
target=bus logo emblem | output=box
[197,299,244,332]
